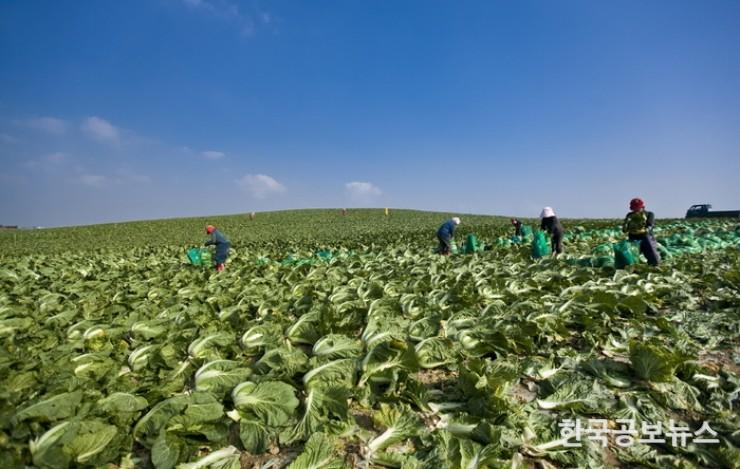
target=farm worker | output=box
[205,225,230,271]
[539,207,564,256]
[622,198,660,266]
[437,217,461,255]
[511,218,523,237]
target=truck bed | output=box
[687,210,740,218]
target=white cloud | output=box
[82,116,120,143]
[236,173,286,198]
[72,169,149,188]
[183,0,235,18]
[202,150,225,160]
[77,174,108,188]
[346,181,382,199]
[181,0,270,36]
[114,169,151,184]
[128,174,151,184]
[25,117,68,135]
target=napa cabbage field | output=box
[0,209,738,468]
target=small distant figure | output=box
[341,208,347,216]
[437,217,461,256]
[205,225,231,272]
[511,218,523,237]
[623,198,660,266]
[249,212,256,220]
[385,207,389,216]
[539,207,564,256]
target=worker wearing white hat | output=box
[539,207,564,256]
[436,217,461,255]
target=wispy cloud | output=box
[114,169,151,184]
[202,150,225,160]
[236,173,286,198]
[81,116,120,143]
[181,0,274,36]
[346,181,382,200]
[73,169,150,188]
[24,116,68,135]
[77,174,108,188]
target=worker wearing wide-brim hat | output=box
[622,198,660,266]
[436,217,461,255]
[205,225,231,271]
[539,207,564,256]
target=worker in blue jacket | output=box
[205,225,230,271]
[437,217,461,255]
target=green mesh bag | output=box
[532,231,551,259]
[520,224,533,238]
[187,248,212,267]
[186,248,202,265]
[613,240,641,269]
[464,234,479,253]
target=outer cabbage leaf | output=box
[133,395,190,446]
[97,392,149,414]
[367,404,422,456]
[239,419,271,453]
[65,419,119,465]
[232,381,299,426]
[151,430,183,469]
[303,358,357,389]
[286,310,322,345]
[287,432,344,469]
[175,446,241,469]
[415,337,457,369]
[289,386,351,442]
[629,340,681,382]
[194,360,251,397]
[359,340,419,386]
[312,335,363,359]
[15,391,83,422]
[29,420,80,469]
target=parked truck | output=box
[685,204,740,219]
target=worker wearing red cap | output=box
[622,198,660,266]
[205,225,230,271]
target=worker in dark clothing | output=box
[511,218,523,237]
[539,207,564,256]
[205,225,230,271]
[437,217,461,255]
[622,198,660,266]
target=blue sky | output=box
[1,0,739,226]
